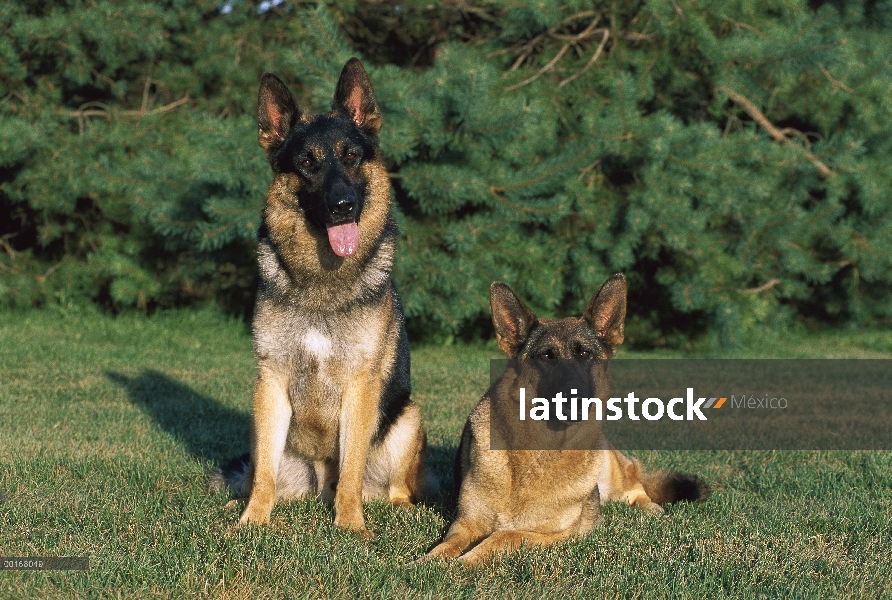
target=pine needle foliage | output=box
[1,0,890,345]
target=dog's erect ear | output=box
[258,72,300,154]
[490,282,538,357]
[333,58,382,136]
[583,273,627,351]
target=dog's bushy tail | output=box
[641,470,711,505]
[208,453,252,497]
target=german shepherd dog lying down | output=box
[421,274,708,565]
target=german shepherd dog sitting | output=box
[211,59,434,536]
[422,274,708,565]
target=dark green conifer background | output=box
[2,1,890,346]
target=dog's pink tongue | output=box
[327,222,359,257]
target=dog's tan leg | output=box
[240,368,291,526]
[425,519,483,560]
[457,529,568,567]
[333,373,381,536]
[383,402,425,507]
[391,437,426,507]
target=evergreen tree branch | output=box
[558,29,609,88]
[491,146,593,193]
[36,259,66,283]
[487,187,565,213]
[726,19,767,37]
[129,94,190,116]
[818,63,854,93]
[670,0,686,22]
[61,95,191,126]
[719,86,832,178]
[505,43,572,91]
[505,15,605,90]
[503,33,547,70]
[738,278,781,294]
[577,159,601,180]
[0,234,18,260]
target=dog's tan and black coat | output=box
[211,59,434,536]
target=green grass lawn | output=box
[1,308,891,598]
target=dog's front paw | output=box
[404,544,458,568]
[336,522,376,541]
[334,511,374,539]
[423,541,464,561]
[404,554,436,568]
[238,503,272,526]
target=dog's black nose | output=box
[330,195,357,221]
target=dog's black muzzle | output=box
[329,194,357,224]
[325,182,361,226]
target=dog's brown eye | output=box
[578,350,591,358]
[301,158,312,168]
[540,351,554,360]
[346,151,357,160]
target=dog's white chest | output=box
[298,312,382,362]
[301,327,334,360]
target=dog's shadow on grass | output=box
[106,369,249,464]
[423,443,460,525]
